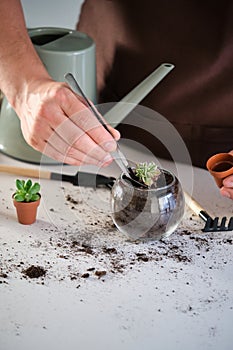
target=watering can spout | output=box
[104,63,175,127]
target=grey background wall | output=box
[21,0,84,29]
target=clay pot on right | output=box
[110,169,185,241]
[206,153,233,188]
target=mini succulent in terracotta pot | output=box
[13,179,41,225]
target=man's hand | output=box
[16,78,120,166]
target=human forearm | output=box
[0,0,119,166]
[0,0,50,107]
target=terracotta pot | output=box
[206,153,233,188]
[13,196,41,225]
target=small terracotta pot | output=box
[206,153,233,188]
[13,195,41,225]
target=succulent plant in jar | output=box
[110,162,185,241]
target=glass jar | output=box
[110,169,185,241]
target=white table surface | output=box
[0,142,233,350]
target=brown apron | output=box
[77,0,233,168]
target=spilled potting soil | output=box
[1,184,233,341]
[0,187,232,289]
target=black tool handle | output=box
[184,191,214,222]
[199,210,213,222]
[51,171,114,187]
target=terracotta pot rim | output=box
[206,153,233,175]
[12,193,41,203]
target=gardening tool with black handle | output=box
[0,164,115,188]
[184,191,233,232]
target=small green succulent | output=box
[135,162,161,187]
[13,179,41,202]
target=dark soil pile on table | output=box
[23,265,46,279]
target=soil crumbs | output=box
[0,187,232,286]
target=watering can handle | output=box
[104,63,174,127]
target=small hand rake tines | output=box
[202,216,233,232]
[184,191,233,233]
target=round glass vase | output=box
[110,169,185,241]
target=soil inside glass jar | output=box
[112,170,184,241]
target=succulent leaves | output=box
[135,162,161,186]
[14,179,40,202]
